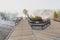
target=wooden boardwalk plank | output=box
[8,20,60,40]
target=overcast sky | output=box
[0,0,60,16]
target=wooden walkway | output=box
[8,19,60,40]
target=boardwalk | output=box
[8,19,60,40]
